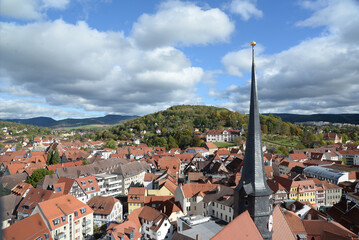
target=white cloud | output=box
[229,0,263,21]
[0,18,204,117]
[0,98,91,119]
[220,0,359,114]
[0,0,70,20]
[131,0,235,48]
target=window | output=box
[35,237,43,240]
[89,180,93,184]
[44,233,49,240]
[80,208,87,214]
[53,218,60,226]
[74,211,78,217]
[61,216,66,222]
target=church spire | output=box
[234,41,273,240]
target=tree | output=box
[168,135,178,149]
[105,139,117,149]
[234,136,242,147]
[26,169,54,187]
[47,148,60,165]
[82,159,89,165]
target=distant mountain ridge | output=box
[267,113,359,124]
[2,114,138,128]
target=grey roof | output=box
[113,161,150,178]
[203,185,234,207]
[303,166,345,181]
[56,164,97,178]
[0,194,22,220]
[36,174,59,189]
[92,158,127,173]
[0,173,28,190]
[179,216,223,240]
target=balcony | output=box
[54,232,66,239]
[108,179,122,185]
[82,220,91,227]
[108,185,120,191]
[82,227,91,234]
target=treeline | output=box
[95,105,303,149]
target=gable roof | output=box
[181,183,217,198]
[87,196,119,215]
[211,210,263,240]
[37,194,93,230]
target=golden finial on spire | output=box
[250,41,256,47]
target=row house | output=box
[32,194,94,240]
[206,129,241,143]
[174,183,217,216]
[128,187,146,214]
[87,196,123,227]
[107,220,141,240]
[94,173,123,197]
[202,185,234,223]
[267,179,288,202]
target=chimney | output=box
[307,213,312,220]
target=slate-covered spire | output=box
[234,41,273,240]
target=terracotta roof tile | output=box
[211,210,263,240]
[3,213,53,240]
[88,196,119,215]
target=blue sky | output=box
[0,0,358,120]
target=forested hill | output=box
[268,113,359,124]
[1,115,137,128]
[96,105,302,148]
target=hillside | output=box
[0,120,52,139]
[2,115,138,128]
[97,105,302,149]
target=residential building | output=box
[113,161,150,195]
[128,187,146,214]
[138,206,173,240]
[3,213,53,240]
[206,129,241,143]
[175,183,217,215]
[94,173,123,197]
[323,132,342,143]
[32,194,94,240]
[87,196,123,227]
[107,220,142,240]
[17,188,60,220]
[203,185,234,223]
[0,194,22,229]
[337,150,359,165]
[54,176,101,203]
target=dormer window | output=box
[53,218,60,225]
[89,180,93,184]
[61,216,66,222]
[80,207,86,214]
[81,181,86,185]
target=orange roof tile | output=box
[37,194,93,230]
[211,210,263,240]
[3,213,53,240]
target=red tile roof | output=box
[3,213,53,240]
[11,181,33,197]
[37,194,93,230]
[211,210,263,240]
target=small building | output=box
[87,196,123,227]
[128,187,146,214]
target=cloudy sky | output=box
[0,0,358,120]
